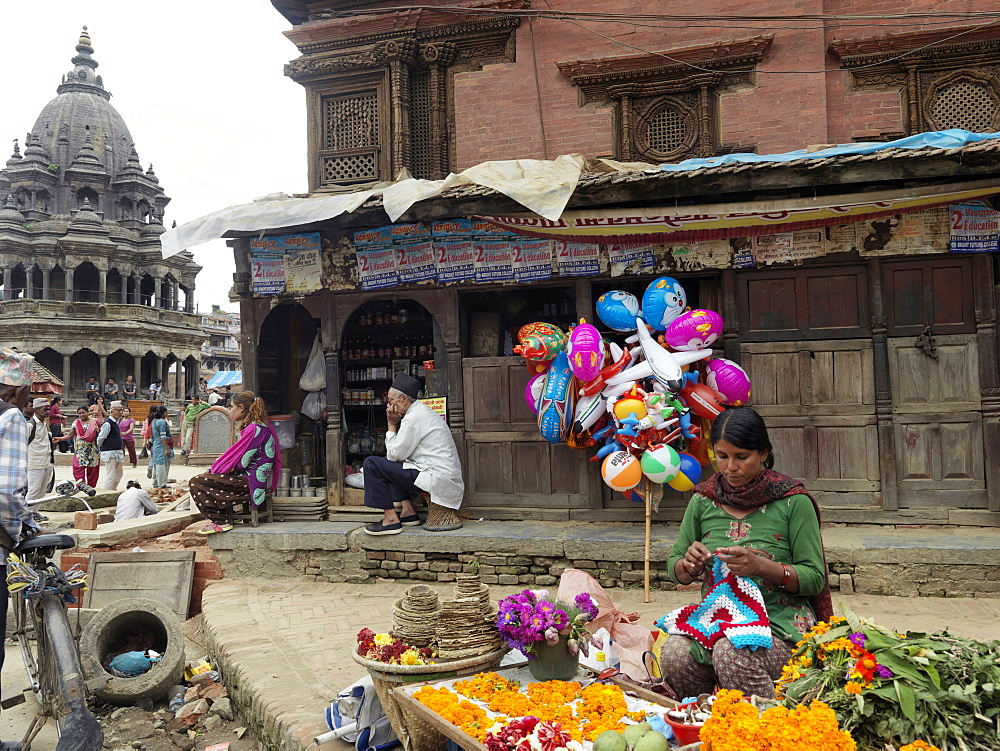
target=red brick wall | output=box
[448,0,980,166]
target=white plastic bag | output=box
[302,389,327,421]
[299,335,326,392]
[327,675,398,751]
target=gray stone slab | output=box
[563,523,679,561]
[71,511,202,548]
[207,522,352,552]
[350,521,567,557]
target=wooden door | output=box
[463,357,591,520]
[740,339,880,509]
[888,334,986,508]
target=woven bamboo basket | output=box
[351,647,507,751]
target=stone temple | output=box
[0,27,203,404]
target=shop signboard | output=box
[513,238,554,282]
[353,226,399,290]
[949,201,1000,253]
[421,396,447,420]
[249,238,286,295]
[555,240,600,276]
[608,244,655,276]
[432,219,476,283]
[283,233,323,293]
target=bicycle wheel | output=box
[11,592,46,705]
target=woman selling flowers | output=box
[659,407,832,700]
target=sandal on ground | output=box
[399,514,422,526]
[198,522,234,535]
[363,521,403,536]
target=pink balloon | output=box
[525,374,545,414]
[664,309,723,351]
[566,322,606,382]
[705,358,752,406]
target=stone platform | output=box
[208,520,1000,597]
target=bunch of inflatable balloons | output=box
[515,277,753,500]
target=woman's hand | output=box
[714,546,764,577]
[681,541,712,577]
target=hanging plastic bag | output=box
[302,389,327,421]
[299,335,326,392]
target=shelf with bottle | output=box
[341,336,436,361]
[352,301,429,328]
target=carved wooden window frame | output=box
[557,36,772,162]
[309,72,390,189]
[830,26,1000,137]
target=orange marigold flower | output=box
[899,742,941,751]
[844,681,864,695]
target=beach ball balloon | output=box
[681,382,726,420]
[641,444,681,484]
[664,309,724,351]
[642,277,687,331]
[667,452,702,492]
[596,291,641,332]
[705,358,753,406]
[602,450,643,491]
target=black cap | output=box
[391,372,422,400]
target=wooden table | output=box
[393,664,678,751]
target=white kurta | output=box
[385,400,464,510]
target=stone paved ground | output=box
[200,578,1000,751]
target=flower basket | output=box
[351,647,508,751]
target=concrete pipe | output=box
[79,597,186,705]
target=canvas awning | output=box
[207,371,242,389]
[160,130,1000,258]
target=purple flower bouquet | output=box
[496,589,599,658]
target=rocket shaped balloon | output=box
[606,319,713,391]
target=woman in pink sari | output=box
[189,391,282,535]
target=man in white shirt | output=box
[97,401,125,490]
[147,379,162,400]
[362,373,464,536]
[25,398,54,501]
[208,389,221,406]
[114,480,158,521]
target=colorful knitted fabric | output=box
[655,557,773,651]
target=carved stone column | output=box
[120,276,128,304]
[65,267,74,302]
[868,258,899,512]
[133,355,143,386]
[41,267,50,301]
[99,354,107,392]
[171,280,179,311]
[62,354,72,394]
[98,270,107,304]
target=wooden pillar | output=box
[868,258,899,512]
[721,269,741,362]
[972,254,1000,512]
[65,268,74,302]
[324,345,342,502]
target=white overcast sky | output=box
[0,0,306,313]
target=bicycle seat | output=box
[15,534,76,553]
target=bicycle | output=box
[6,481,105,750]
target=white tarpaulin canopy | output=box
[160,154,588,257]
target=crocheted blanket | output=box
[655,557,773,651]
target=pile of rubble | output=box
[96,667,252,751]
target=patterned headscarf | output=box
[0,348,34,387]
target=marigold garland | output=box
[423,672,645,742]
[700,689,856,751]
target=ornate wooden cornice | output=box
[830,23,1000,63]
[285,15,519,80]
[285,0,528,51]
[557,35,773,103]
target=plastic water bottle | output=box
[604,638,620,670]
[167,685,186,713]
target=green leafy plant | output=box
[47,164,60,173]
[779,609,1000,750]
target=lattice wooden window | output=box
[631,96,700,161]
[926,74,1000,132]
[408,69,434,180]
[318,87,383,187]
[614,83,718,162]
